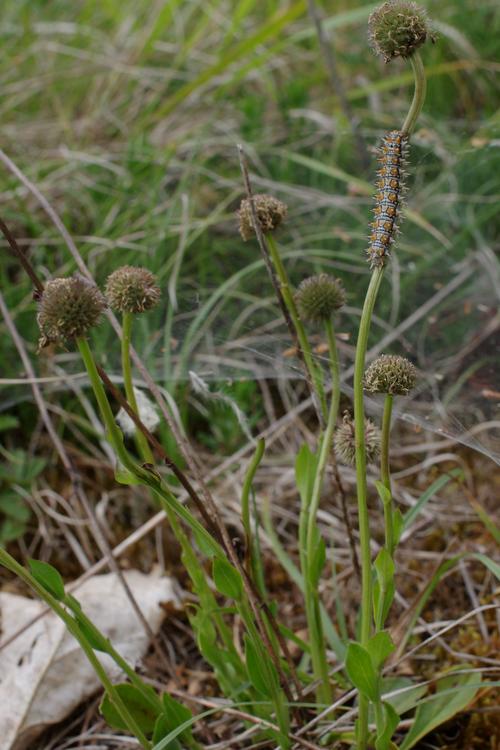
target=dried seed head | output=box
[296,273,346,323]
[368,1,432,62]
[105,266,161,314]
[364,354,417,395]
[37,275,106,347]
[237,194,287,241]
[334,412,381,466]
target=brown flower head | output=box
[105,266,161,314]
[37,275,106,348]
[334,412,381,466]
[364,354,417,395]
[237,194,287,241]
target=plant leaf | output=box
[100,683,161,734]
[382,677,427,716]
[152,694,193,747]
[375,481,392,507]
[345,642,379,702]
[245,635,278,697]
[400,669,481,749]
[375,701,400,750]
[403,469,462,530]
[367,631,395,671]
[212,558,243,600]
[29,559,65,600]
[295,443,318,506]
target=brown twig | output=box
[329,453,361,582]
[0,216,45,294]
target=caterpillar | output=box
[367,130,409,269]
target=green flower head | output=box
[105,266,161,314]
[296,274,346,323]
[368,1,433,62]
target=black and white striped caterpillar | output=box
[367,130,409,268]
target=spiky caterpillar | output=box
[368,130,409,268]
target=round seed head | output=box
[334,413,381,466]
[37,275,106,347]
[238,194,287,241]
[368,1,432,62]
[105,266,161,314]
[364,354,417,395]
[295,274,346,323]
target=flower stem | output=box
[353,267,384,749]
[401,51,426,135]
[381,393,394,554]
[267,234,327,420]
[121,312,154,462]
[303,318,341,704]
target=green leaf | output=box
[152,709,217,750]
[367,631,395,671]
[115,463,142,485]
[392,508,404,547]
[212,558,243,600]
[473,553,500,580]
[29,559,65,600]
[100,683,161,734]
[375,481,392,507]
[0,518,27,543]
[245,635,278,697]
[0,415,19,432]
[373,578,395,627]
[193,526,218,557]
[152,694,193,748]
[0,494,30,522]
[403,469,462,530]
[375,701,400,750]
[382,677,427,716]
[374,548,395,589]
[345,642,379,702]
[310,531,326,586]
[74,615,110,653]
[295,443,318,506]
[400,669,481,749]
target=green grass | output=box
[0,0,499,454]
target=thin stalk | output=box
[241,438,265,577]
[303,318,341,705]
[381,393,394,554]
[401,52,426,136]
[267,234,327,420]
[353,267,384,749]
[0,548,152,750]
[354,44,427,750]
[121,312,154,462]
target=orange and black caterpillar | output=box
[368,130,409,268]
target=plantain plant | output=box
[1,3,498,750]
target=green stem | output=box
[401,52,426,136]
[121,312,154,462]
[381,393,394,554]
[0,548,152,750]
[303,318,341,705]
[78,338,239,663]
[267,234,327,419]
[241,438,265,580]
[353,267,384,749]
